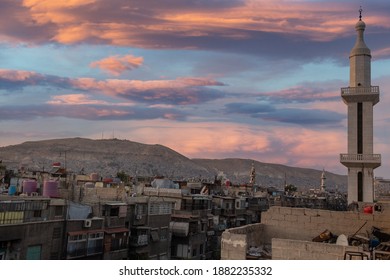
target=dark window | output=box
[357,103,363,154]
[358,172,363,202]
[109,207,119,216]
[54,206,63,216]
[33,210,42,218]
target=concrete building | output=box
[340,10,381,204]
[0,196,67,260]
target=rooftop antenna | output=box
[359,6,363,21]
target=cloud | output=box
[90,54,144,76]
[256,107,345,125]
[0,69,71,90]
[256,81,342,104]
[46,93,135,106]
[0,103,186,121]
[225,102,275,114]
[224,102,345,126]
[0,0,387,62]
[71,77,226,104]
[126,120,346,174]
[0,69,226,105]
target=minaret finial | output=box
[359,6,363,21]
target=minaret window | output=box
[357,103,363,154]
[357,172,363,202]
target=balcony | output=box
[340,153,381,168]
[341,86,379,104]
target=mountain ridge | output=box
[0,137,347,190]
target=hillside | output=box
[0,137,347,190]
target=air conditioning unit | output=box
[84,219,92,228]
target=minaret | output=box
[249,162,256,185]
[320,169,326,192]
[340,8,381,204]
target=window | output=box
[135,204,146,216]
[87,232,104,255]
[33,210,42,218]
[357,102,363,154]
[67,234,87,258]
[150,230,160,242]
[26,245,41,260]
[149,202,172,215]
[192,248,197,257]
[110,207,119,217]
[69,234,87,241]
[54,206,63,217]
[159,228,168,240]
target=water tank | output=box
[85,182,95,188]
[22,180,37,195]
[364,205,373,214]
[43,180,59,198]
[8,185,17,196]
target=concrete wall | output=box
[272,239,366,260]
[221,223,266,260]
[220,206,390,260]
[261,206,390,242]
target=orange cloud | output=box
[16,0,385,47]
[90,54,144,76]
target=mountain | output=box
[0,137,347,190]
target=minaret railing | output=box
[341,86,379,95]
[340,153,381,162]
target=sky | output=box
[1,0,390,177]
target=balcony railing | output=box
[341,86,379,95]
[340,153,381,168]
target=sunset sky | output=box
[1,0,390,176]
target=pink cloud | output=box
[123,120,346,174]
[0,69,41,81]
[70,76,225,104]
[90,54,144,76]
[47,93,137,106]
[0,0,381,47]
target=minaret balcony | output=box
[340,153,381,168]
[341,86,379,104]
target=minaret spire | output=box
[359,6,362,21]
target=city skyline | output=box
[1,0,390,176]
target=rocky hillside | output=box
[0,138,347,190]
